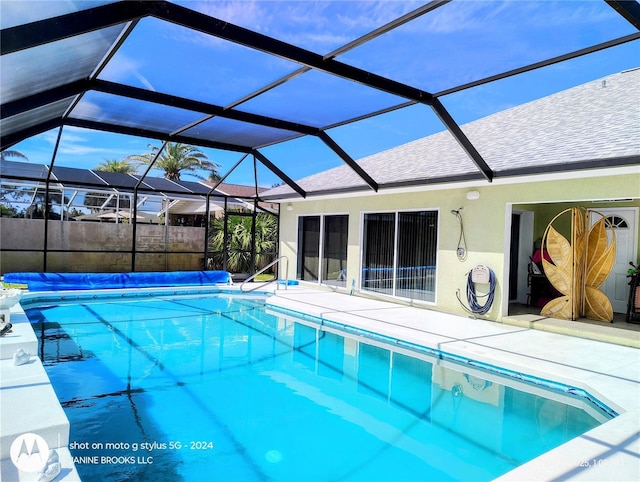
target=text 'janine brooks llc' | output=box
[69,440,215,465]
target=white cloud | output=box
[336,1,421,31]
[99,53,156,91]
[191,0,268,27]
[58,144,112,156]
[523,1,620,29]
[410,1,507,34]
[0,0,98,29]
[36,127,128,160]
[70,100,103,120]
[176,1,415,53]
[166,1,268,49]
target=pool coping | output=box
[2,285,638,481]
[0,301,81,481]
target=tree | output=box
[0,204,19,218]
[208,170,222,183]
[208,212,278,273]
[0,149,28,161]
[0,149,70,218]
[95,158,137,174]
[85,158,136,211]
[128,142,221,181]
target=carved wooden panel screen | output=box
[540,207,616,322]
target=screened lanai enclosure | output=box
[1,0,639,278]
[0,159,279,276]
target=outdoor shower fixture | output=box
[451,207,467,261]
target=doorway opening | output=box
[506,202,639,330]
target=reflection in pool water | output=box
[25,292,611,481]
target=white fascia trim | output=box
[282,165,640,204]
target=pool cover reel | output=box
[3,271,232,291]
[457,265,497,315]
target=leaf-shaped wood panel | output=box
[541,296,573,320]
[584,286,613,322]
[586,242,615,289]
[587,217,609,263]
[585,217,616,289]
[573,207,586,237]
[545,226,572,269]
[538,207,616,322]
[542,261,571,296]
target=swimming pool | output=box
[24,290,613,481]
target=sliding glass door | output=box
[396,211,438,300]
[361,213,395,295]
[322,215,348,287]
[297,216,320,281]
[362,210,438,302]
[297,214,348,287]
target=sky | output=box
[4,0,639,188]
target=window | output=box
[362,210,438,302]
[297,214,348,287]
[604,215,628,229]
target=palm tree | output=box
[252,213,278,269]
[85,158,137,211]
[95,158,137,174]
[208,170,222,183]
[128,142,221,181]
[208,212,278,273]
[0,149,28,161]
[0,150,28,216]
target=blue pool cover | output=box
[3,271,232,291]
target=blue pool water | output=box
[25,291,611,481]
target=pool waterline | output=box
[267,304,618,420]
[22,289,621,481]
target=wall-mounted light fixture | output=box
[286,203,294,211]
[466,190,480,201]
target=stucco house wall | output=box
[267,71,639,321]
[277,169,639,321]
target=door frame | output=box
[589,207,639,313]
[510,209,534,305]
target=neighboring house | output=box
[211,182,280,214]
[165,183,277,226]
[263,69,640,321]
[75,210,160,224]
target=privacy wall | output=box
[0,219,206,275]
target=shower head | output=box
[450,207,463,215]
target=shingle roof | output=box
[263,68,640,199]
[204,182,268,198]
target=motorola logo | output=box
[10,433,49,472]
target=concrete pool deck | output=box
[1,284,638,481]
[266,286,640,481]
[0,302,81,481]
